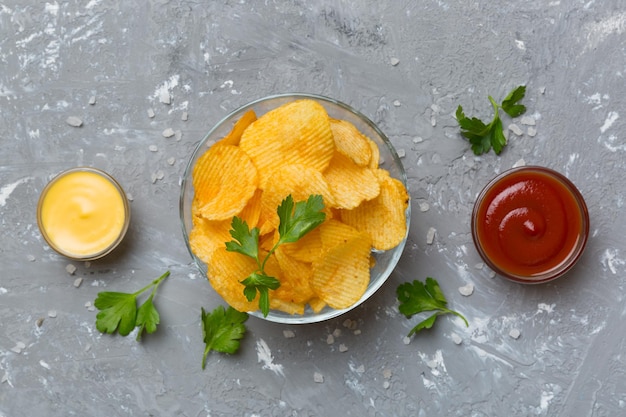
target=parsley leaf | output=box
[201,305,248,369]
[226,194,326,317]
[456,85,526,155]
[94,270,170,340]
[396,277,468,336]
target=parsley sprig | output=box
[226,194,326,317]
[396,277,468,336]
[94,271,170,341]
[456,85,526,155]
[201,305,248,369]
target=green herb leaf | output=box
[225,217,259,260]
[135,294,160,341]
[396,277,468,336]
[456,85,526,155]
[277,194,326,245]
[94,271,170,339]
[226,194,325,317]
[201,305,248,369]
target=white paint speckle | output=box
[255,339,284,376]
[515,39,526,50]
[600,111,619,133]
[0,178,30,207]
[601,248,625,274]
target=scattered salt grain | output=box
[147,108,155,118]
[539,86,546,94]
[1,373,8,383]
[175,130,182,141]
[48,310,57,318]
[383,381,391,389]
[393,100,401,107]
[397,149,406,158]
[282,330,295,339]
[419,202,430,212]
[458,283,474,296]
[26,254,36,262]
[413,137,424,143]
[126,193,134,202]
[426,227,436,245]
[451,333,463,345]
[355,365,365,373]
[85,301,92,308]
[73,277,83,288]
[474,262,484,270]
[181,111,188,121]
[527,126,537,137]
[66,116,83,127]
[11,342,26,354]
[39,360,50,370]
[159,90,171,104]
[151,170,165,183]
[390,57,400,66]
[65,264,77,275]
[314,372,324,383]
[402,336,411,345]
[88,96,96,105]
[353,329,361,335]
[339,344,348,353]
[508,123,523,136]
[512,159,526,168]
[333,328,342,338]
[520,116,536,126]
[149,145,158,152]
[509,329,521,339]
[326,334,334,344]
[167,157,176,166]
[162,128,175,138]
[431,115,437,127]
[488,270,496,278]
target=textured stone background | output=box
[1,1,625,416]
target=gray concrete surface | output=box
[1,1,626,416]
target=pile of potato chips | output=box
[189,99,409,316]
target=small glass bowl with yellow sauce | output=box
[37,167,130,261]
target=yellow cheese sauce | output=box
[38,168,129,259]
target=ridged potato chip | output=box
[323,152,380,209]
[193,144,258,221]
[239,100,335,189]
[330,118,372,167]
[340,169,409,250]
[319,218,362,249]
[215,109,257,147]
[279,226,324,263]
[273,247,314,304]
[310,232,372,309]
[188,216,233,265]
[258,164,336,234]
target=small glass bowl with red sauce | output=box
[471,166,589,284]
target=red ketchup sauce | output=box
[472,166,589,283]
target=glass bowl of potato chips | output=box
[180,93,410,324]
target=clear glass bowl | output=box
[180,93,410,324]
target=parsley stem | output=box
[133,270,170,297]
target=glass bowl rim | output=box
[179,92,411,324]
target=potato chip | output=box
[310,232,372,309]
[193,144,258,221]
[340,169,409,250]
[323,152,380,209]
[215,109,257,147]
[237,188,263,229]
[308,297,327,314]
[367,138,380,169]
[188,216,232,265]
[330,118,372,167]
[273,247,314,304]
[258,164,336,234]
[270,298,305,315]
[239,100,335,189]
[319,218,362,249]
[279,226,324,263]
[205,247,259,312]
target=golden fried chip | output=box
[323,152,380,209]
[193,144,258,220]
[310,232,372,309]
[258,164,335,234]
[319,218,362,250]
[239,100,335,189]
[270,298,305,315]
[273,247,315,304]
[308,297,327,314]
[215,109,257,147]
[367,138,380,169]
[205,247,259,313]
[279,226,324,263]
[188,216,232,265]
[237,188,263,229]
[340,169,409,250]
[330,118,372,167]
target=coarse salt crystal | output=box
[520,116,536,126]
[66,264,77,275]
[27,254,36,262]
[397,149,406,158]
[66,116,83,127]
[509,329,521,339]
[313,372,324,383]
[512,159,526,168]
[175,130,182,141]
[527,126,537,137]
[162,128,175,138]
[48,310,57,318]
[332,328,342,338]
[326,334,334,344]
[508,123,523,136]
[149,145,158,152]
[39,360,50,369]
[458,283,474,296]
[383,381,391,389]
[282,330,295,339]
[89,96,96,105]
[403,336,411,345]
[147,108,155,118]
[426,227,436,245]
[390,57,400,66]
[339,344,348,352]
[73,277,83,288]
[182,111,188,121]
[159,90,171,104]
[419,202,430,212]
[451,333,463,345]
[167,157,176,166]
